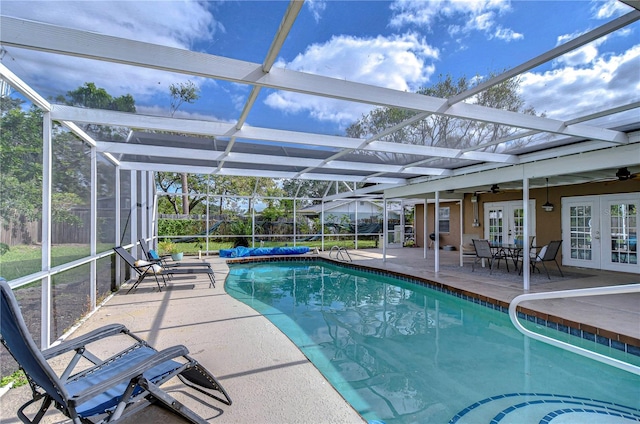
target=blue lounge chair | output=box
[0,279,231,424]
[114,247,215,293]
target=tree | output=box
[169,80,200,117]
[169,80,201,215]
[345,73,540,163]
[63,83,136,141]
[0,105,44,241]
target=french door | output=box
[483,201,536,244]
[562,194,639,272]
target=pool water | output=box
[225,261,640,424]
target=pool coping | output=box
[226,255,640,358]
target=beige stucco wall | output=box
[413,180,640,261]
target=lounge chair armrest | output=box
[42,324,128,359]
[68,345,189,407]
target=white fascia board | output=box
[223,168,405,184]
[321,161,399,173]
[51,104,236,136]
[402,167,453,176]
[320,160,451,177]
[460,151,519,163]
[226,152,323,168]
[0,62,51,111]
[300,173,406,184]
[522,142,640,179]
[96,141,225,161]
[385,142,640,197]
[118,162,215,174]
[2,16,627,144]
[323,183,405,201]
[236,126,363,149]
[366,140,461,158]
[368,141,518,164]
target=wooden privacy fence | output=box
[1,220,40,246]
[1,210,116,246]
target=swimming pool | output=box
[225,260,640,423]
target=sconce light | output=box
[542,178,554,212]
[471,194,480,227]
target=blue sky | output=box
[2,0,638,136]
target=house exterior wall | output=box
[415,201,462,249]
[413,180,639,264]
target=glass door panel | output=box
[485,201,535,246]
[569,205,593,261]
[486,206,504,243]
[562,197,600,269]
[607,202,638,266]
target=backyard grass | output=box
[0,244,111,281]
[0,238,380,281]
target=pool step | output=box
[449,393,640,423]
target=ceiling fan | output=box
[615,167,638,181]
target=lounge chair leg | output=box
[179,363,232,406]
[138,378,209,424]
[17,393,52,424]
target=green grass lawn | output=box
[0,238,380,281]
[0,244,113,281]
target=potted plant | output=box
[159,240,183,261]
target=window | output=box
[439,207,450,233]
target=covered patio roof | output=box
[1,1,639,198]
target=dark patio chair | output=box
[472,239,508,274]
[531,240,564,279]
[0,279,231,424]
[114,247,215,293]
[138,239,211,269]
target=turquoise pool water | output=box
[225,261,640,423]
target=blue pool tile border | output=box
[226,255,640,357]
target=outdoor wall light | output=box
[542,178,554,212]
[471,194,481,227]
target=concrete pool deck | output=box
[1,248,638,423]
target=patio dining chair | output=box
[114,247,215,293]
[471,239,508,274]
[530,240,564,279]
[0,279,231,424]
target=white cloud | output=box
[591,0,634,19]
[306,0,327,23]
[520,44,640,120]
[553,31,607,67]
[1,1,220,102]
[1,1,221,48]
[493,26,524,42]
[389,0,514,40]
[264,33,439,128]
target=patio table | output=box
[490,243,523,272]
